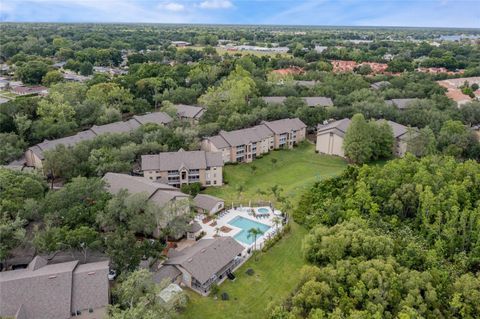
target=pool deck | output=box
[194,207,283,250]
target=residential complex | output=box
[201,118,306,163]
[0,256,109,319]
[316,118,415,158]
[25,111,172,169]
[141,149,224,187]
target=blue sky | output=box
[1,0,479,28]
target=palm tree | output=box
[272,216,282,231]
[247,227,263,260]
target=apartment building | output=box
[25,111,172,169]
[201,118,306,163]
[141,149,224,187]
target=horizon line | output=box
[1,21,479,30]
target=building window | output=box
[214,181,217,185]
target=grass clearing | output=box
[203,142,347,204]
[177,143,347,319]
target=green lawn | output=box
[177,222,308,319]
[203,142,347,204]
[177,143,347,319]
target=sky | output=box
[0,0,479,28]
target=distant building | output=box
[25,111,172,169]
[316,118,351,157]
[316,118,416,158]
[171,41,191,47]
[262,96,333,107]
[0,256,109,319]
[371,81,391,90]
[10,85,48,96]
[164,237,244,294]
[141,149,224,187]
[172,104,205,124]
[63,72,90,82]
[202,118,306,163]
[437,77,480,107]
[385,98,419,110]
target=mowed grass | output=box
[177,143,347,319]
[177,222,308,319]
[203,142,347,204]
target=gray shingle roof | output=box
[103,172,189,208]
[29,130,97,160]
[188,221,202,233]
[262,96,333,107]
[133,112,173,125]
[28,111,172,161]
[262,96,287,104]
[173,104,205,119]
[141,150,223,171]
[385,98,417,109]
[218,124,274,147]
[90,118,141,135]
[371,81,391,90]
[293,80,318,87]
[152,265,182,284]
[317,118,352,136]
[303,97,333,107]
[194,194,224,212]
[376,119,410,138]
[207,118,305,148]
[164,237,244,284]
[262,118,307,134]
[0,257,109,319]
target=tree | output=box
[79,61,93,76]
[42,176,109,227]
[42,70,64,86]
[0,132,26,164]
[16,60,49,84]
[34,91,77,139]
[105,229,143,274]
[86,83,134,113]
[343,113,372,164]
[437,120,475,158]
[0,215,26,265]
[247,227,263,255]
[43,145,78,184]
[407,126,437,157]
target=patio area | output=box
[193,206,284,250]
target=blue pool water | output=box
[228,216,271,245]
[257,208,270,214]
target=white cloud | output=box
[158,2,185,12]
[199,0,233,9]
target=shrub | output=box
[246,268,255,276]
[210,283,219,296]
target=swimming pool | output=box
[228,216,271,245]
[258,208,269,214]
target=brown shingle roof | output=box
[141,150,223,171]
[194,194,224,212]
[173,104,205,119]
[133,112,173,125]
[103,172,189,208]
[0,258,109,319]
[164,237,244,284]
[262,118,306,134]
